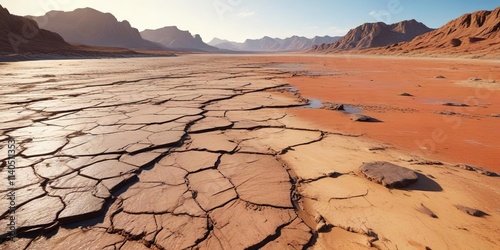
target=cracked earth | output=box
[0,55,499,250]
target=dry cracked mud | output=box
[0,55,499,250]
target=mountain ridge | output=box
[210,35,342,52]
[312,19,433,51]
[141,26,218,52]
[371,7,500,57]
[28,8,165,50]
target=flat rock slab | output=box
[359,161,418,188]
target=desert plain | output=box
[0,54,499,250]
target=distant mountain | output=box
[208,38,234,46]
[141,26,218,52]
[0,4,69,53]
[312,20,432,51]
[210,35,342,52]
[28,8,165,50]
[374,7,500,57]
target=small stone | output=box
[442,102,468,107]
[455,164,498,177]
[321,102,344,111]
[368,147,386,151]
[434,75,446,79]
[454,205,487,217]
[468,77,482,81]
[350,114,375,122]
[436,111,456,115]
[416,203,438,218]
[399,92,413,97]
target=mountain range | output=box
[27,8,165,51]
[209,35,342,52]
[373,7,500,57]
[312,19,433,51]
[141,26,218,52]
[2,4,499,58]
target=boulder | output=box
[350,114,375,122]
[455,205,487,217]
[450,38,462,47]
[321,102,345,111]
[443,102,468,107]
[359,161,418,188]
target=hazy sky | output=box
[2,0,499,42]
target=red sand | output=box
[270,55,499,171]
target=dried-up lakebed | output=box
[0,55,499,250]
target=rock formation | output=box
[371,7,500,57]
[28,8,165,50]
[210,35,342,51]
[141,26,218,52]
[312,19,432,51]
[0,4,68,53]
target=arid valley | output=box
[1,54,498,250]
[1,2,499,250]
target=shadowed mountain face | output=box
[0,4,68,53]
[28,8,165,50]
[312,20,433,51]
[209,35,342,52]
[140,26,218,52]
[379,7,500,55]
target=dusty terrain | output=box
[278,55,500,172]
[0,55,499,250]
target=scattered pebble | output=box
[416,203,438,218]
[321,102,344,110]
[436,111,456,115]
[350,114,376,122]
[442,102,469,107]
[454,205,487,217]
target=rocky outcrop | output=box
[359,161,418,188]
[370,7,500,57]
[28,8,165,50]
[312,19,432,51]
[141,26,218,52]
[0,4,68,53]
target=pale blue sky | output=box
[2,0,499,42]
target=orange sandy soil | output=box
[266,55,499,171]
